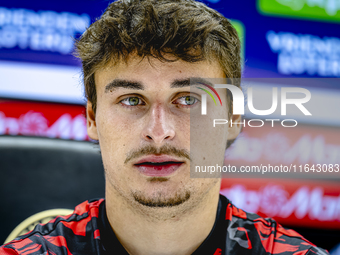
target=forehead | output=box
[94,55,226,91]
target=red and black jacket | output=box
[0,195,329,255]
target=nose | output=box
[141,103,175,144]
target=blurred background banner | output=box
[0,0,339,253]
[0,100,87,140]
[221,178,340,229]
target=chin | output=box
[132,186,191,208]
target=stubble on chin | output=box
[132,189,191,208]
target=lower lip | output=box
[135,162,183,177]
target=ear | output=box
[86,101,99,140]
[227,114,242,140]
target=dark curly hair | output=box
[75,0,241,118]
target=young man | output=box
[0,0,329,254]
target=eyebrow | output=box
[105,80,144,93]
[104,77,215,93]
[170,78,215,88]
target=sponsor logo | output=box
[221,183,340,222]
[0,7,90,54]
[267,31,340,77]
[226,132,340,165]
[4,209,73,244]
[0,111,88,140]
[258,0,340,23]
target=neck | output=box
[105,182,221,255]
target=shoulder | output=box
[1,199,104,255]
[221,195,329,255]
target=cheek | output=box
[96,110,134,163]
[96,105,136,139]
[174,113,191,143]
[189,108,228,167]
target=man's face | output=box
[87,55,240,213]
